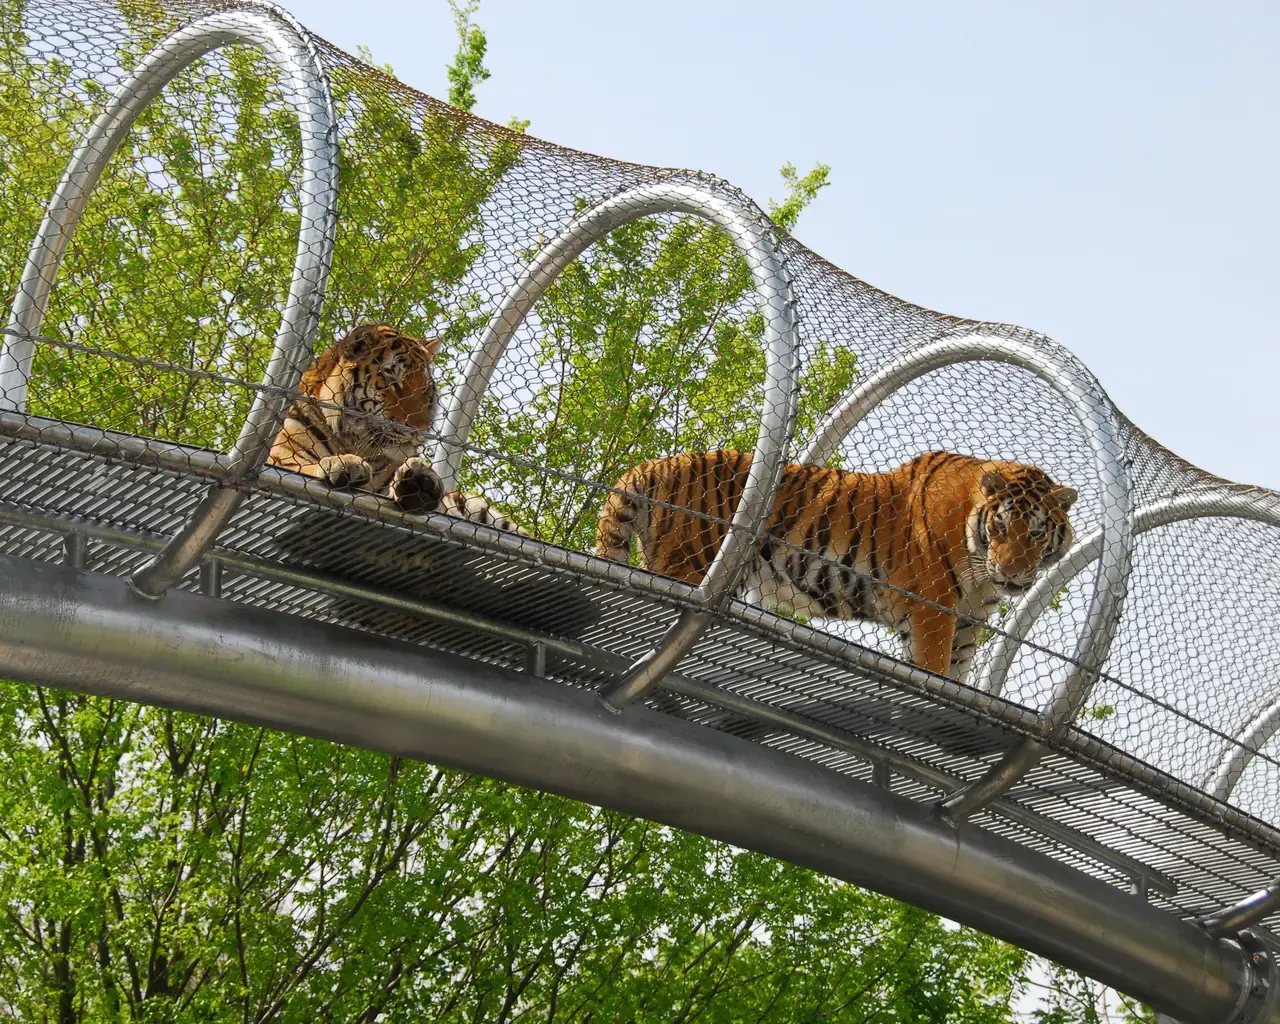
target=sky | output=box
[283,0,1280,490]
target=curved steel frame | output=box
[430,180,798,711]
[1211,706,1280,802]
[975,484,1280,936]
[0,551,1269,1024]
[0,4,339,597]
[800,332,1133,821]
[980,489,1280,701]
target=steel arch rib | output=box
[0,4,339,597]
[431,180,799,709]
[980,488,1280,700]
[799,331,1134,820]
[1210,705,1280,802]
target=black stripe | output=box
[917,451,957,496]
[940,549,962,599]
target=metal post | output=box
[525,640,546,679]
[199,557,223,599]
[62,530,87,570]
[872,759,892,789]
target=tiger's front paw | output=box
[390,457,444,514]
[318,453,374,489]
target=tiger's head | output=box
[304,323,442,445]
[969,463,1076,596]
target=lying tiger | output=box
[269,323,527,535]
[597,449,1076,682]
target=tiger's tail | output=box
[596,465,650,563]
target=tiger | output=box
[268,323,528,535]
[596,449,1076,682]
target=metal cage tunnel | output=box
[2,4,1280,1022]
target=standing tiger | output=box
[596,450,1076,681]
[269,323,527,535]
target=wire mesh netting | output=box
[3,0,1280,936]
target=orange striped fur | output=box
[269,323,527,534]
[597,450,1076,681]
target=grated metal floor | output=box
[3,427,1278,934]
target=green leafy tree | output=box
[0,0,1114,1020]
[1,0,516,448]
[446,0,490,113]
[1026,963,1156,1023]
[465,160,857,547]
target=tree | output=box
[0,0,1093,1019]
[464,161,857,547]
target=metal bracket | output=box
[1222,930,1280,1024]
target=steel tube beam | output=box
[0,552,1261,1024]
[1201,883,1280,940]
[1210,703,1280,803]
[598,608,711,712]
[0,6,339,596]
[430,180,798,708]
[799,332,1133,820]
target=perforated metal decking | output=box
[3,3,1280,1021]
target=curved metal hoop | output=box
[0,4,339,596]
[431,180,799,710]
[1210,704,1280,803]
[1199,489,1280,796]
[799,332,1134,821]
[981,490,1280,700]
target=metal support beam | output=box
[1202,883,1280,940]
[0,552,1264,1024]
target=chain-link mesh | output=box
[3,0,1280,931]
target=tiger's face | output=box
[316,323,442,444]
[971,466,1076,595]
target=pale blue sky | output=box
[286,0,1280,489]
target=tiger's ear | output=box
[344,324,374,357]
[422,336,444,361]
[980,471,1008,497]
[1052,486,1078,510]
